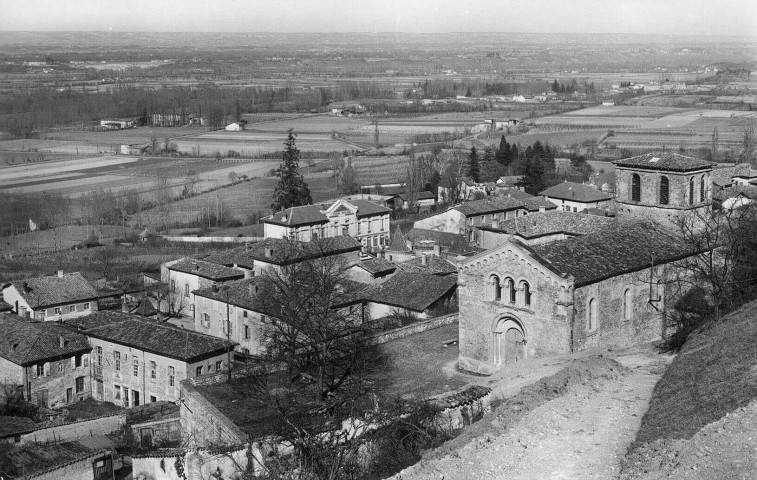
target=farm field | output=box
[1,225,137,258]
[134,175,337,229]
[351,156,408,185]
[478,128,608,150]
[0,154,279,200]
[175,130,353,156]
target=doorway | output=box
[493,317,526,366]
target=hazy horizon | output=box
[2,0,756,38]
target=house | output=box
[225,122,244,132]
[414,196,552,246]
[263,199,391,251]
[457,220,694,375]
[395,253,457,276]
[0,313,92,409]
[496,176,524,189]
[65,311,234,407]
[119,144,148,155]
[392,191,437,213]
[477,210,616,248]
[404,228,478,258]
[161,259,245,316]
[613,152,715,228]
[338,272,458,322]
[348,257,398,284]
[732,163,757,186]
[539,181,613,213]
[2,271,99,321]
[0,416,38,443]
[384,229,415,263]
[192,278,275,356]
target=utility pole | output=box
[224,287,232,382]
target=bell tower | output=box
[613,152,715,228]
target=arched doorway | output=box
[492,317,526,366]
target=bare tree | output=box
[740,125,757,166]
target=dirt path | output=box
[393,348,673,480]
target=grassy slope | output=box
[631,300,757,448]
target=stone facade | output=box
[192,294,269,356]
[457,241,684,375]
[2,285,97,321]
[615,167,712,227]
[0,352,91,409]
[180,380,248,447]
[89,338,228,407]
[457,242,573,375]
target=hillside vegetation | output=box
[622,299,757,477]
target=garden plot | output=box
[564,105,689,118]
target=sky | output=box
[1,0,756,37]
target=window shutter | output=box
[71,357,76,369]
[44,362,50,376]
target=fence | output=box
[160,235,265,244]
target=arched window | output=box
[521,281,531,307]
[689,177,694,205]
[659,176,669,205]
[506,277,516,304]
[631,174,641,202]
[490,275,502,301]
[700,175,706,202]
[623,288,632,320]
[588,298,598,330]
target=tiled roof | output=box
[0,300,13,312]
[539,182,612,203]
[455,197,526,216]
[356,257,397,276]
[129,296,157,317]
[263,199,390,227]
[386,229,411,252]
[193,277,276,316]
[349,199,392,217]
[714,184,757,202]
[711,165,736,187]
[0,415,38,437]
[530,220,693,287]
[168,259,245,281]
[263,204,329,227]
[0,313,91,366]
[521,196,559,211]
[496,188,533,200]
[356,272,457,312]
[201,236,362,268]
[398,191,436,201]
[733,163,757,178]
[9,272,98,309]
[396,254,457,275]
[480,211,615,239]
[66,312,233,363]
[613,152,716,172]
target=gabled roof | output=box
[0,313,91,366]
[454,197,527,216]
[711,165,736,187]
[496,188,533,200]
[530,220,693,287]
[65,312,233,363]
[348,272,458,313]
[349,199,392,217]
[398,191,436,201]
[539,182,612,203]
[613,152,716,172]
[8,272,98,309]
[396,254,457,275]
[0,416,38,438]
[168,259,245,281]
[201,236,362,268]
[479,211,615,239]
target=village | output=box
[2,131,757,478]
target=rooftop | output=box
[263,199,390,227]
[521,196,559,212]
[529,220,692,287]
[613,152,716,172]
[201,236,362,268]
[386,229,411,253]
[167,259,245,281]
[479,211,616,239]
[65,312,233,363]
[0,313,91,366]
[355,257,397,276]
[353,272,458,313]
[455,196,526,216]
[8,272,99,309]
[193,277,275,316]
[539,181,612,203]
[0,416,38,438]
[396,254,458,276]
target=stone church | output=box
[457,152,712,375]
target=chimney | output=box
[265,246,273,258]
[22,282,29,293]
[433,244,441,256]
[245,242,251,252]
[421,254,427,266]
[492,218,499,229]
[249,284,259,295]
[59,335,65,348]
[212,284,219,293]
[57,270,64,278]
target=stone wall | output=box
[21,414,125,445]
[180,380,248,448]
[366,313,458,346]
[132,444,265,480]
[457,242,573,375]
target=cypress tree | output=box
[271,129,312,212]
[467,146,480,183]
